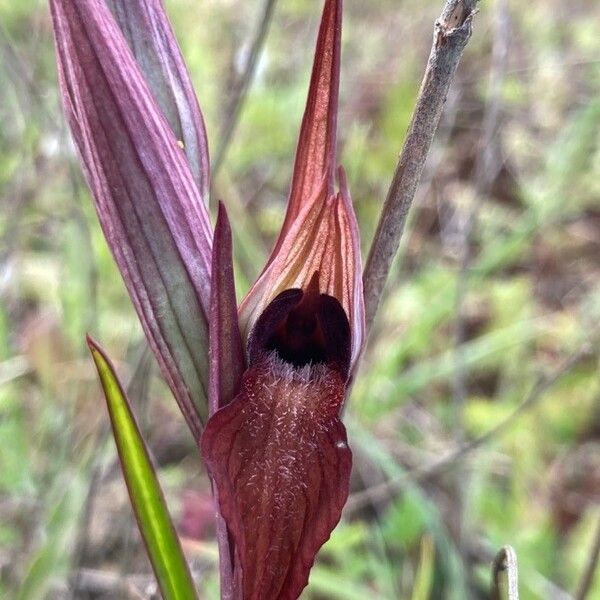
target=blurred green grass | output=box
[1,0,599,598]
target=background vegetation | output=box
[0,0,599,598]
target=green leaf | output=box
[88,336,198,600]
[411,535,435,600]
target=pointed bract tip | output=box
[209,200,245,413]
[86,334,102,355]
[86,335,117,372]
[337,164,348,193]
[215,201,231,233]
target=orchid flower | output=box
[51,0,363,598]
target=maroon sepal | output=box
[238,0,365,372]
[209,203,246,415]
[208,203,246,599]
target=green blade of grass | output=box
[88,336,198,600]
[411,535,435,600]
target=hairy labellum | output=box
[202,285,352,600]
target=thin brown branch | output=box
[362,0,479,333]
[212,0,278,176]
[574,515,600,600]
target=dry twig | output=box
[363,0,479,332]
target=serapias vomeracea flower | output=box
[50,0,364,598]
[202,1,364,598]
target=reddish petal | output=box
[209,203,246,415]
[240,170,364,370]
[239,0,365,370]
[201,354,351,600]
[281,0,341,232]
[208,204,246,599]
[265,0,340,262]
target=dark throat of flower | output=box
[249,271,351,379]
[201,272,353,600]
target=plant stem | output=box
[363,0,479,333]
